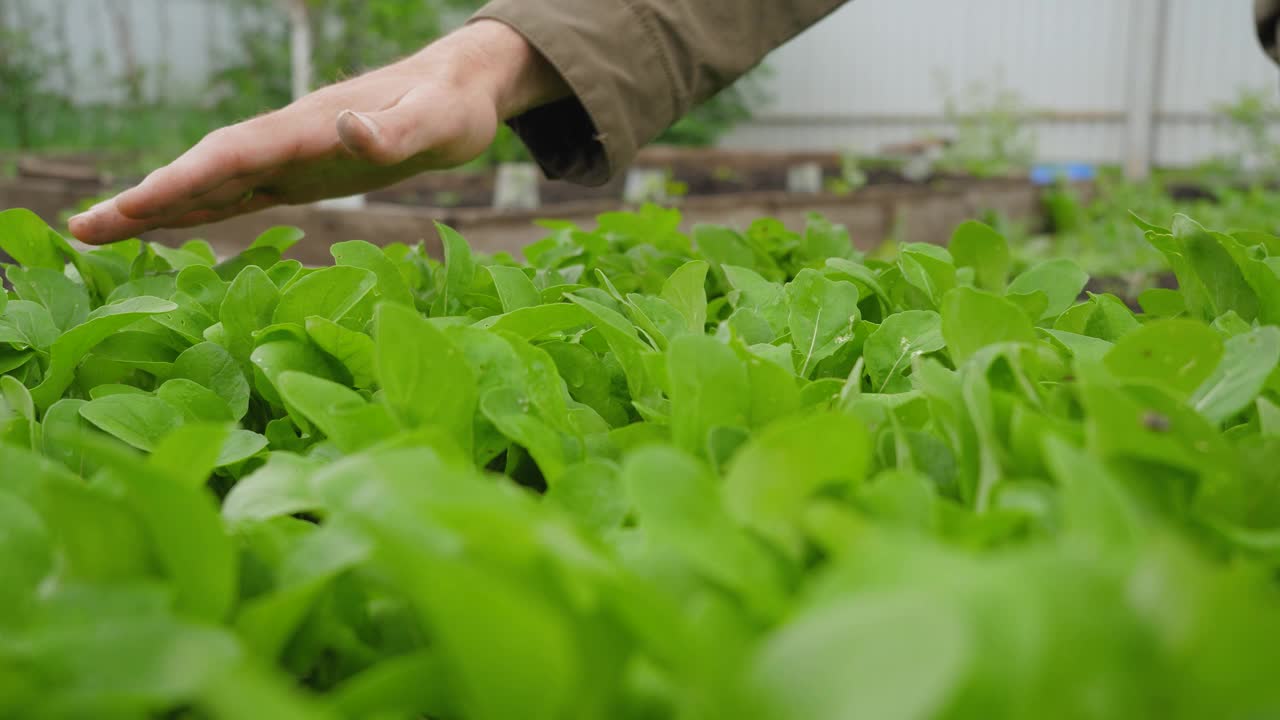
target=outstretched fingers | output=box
[69,187,278,246]
[111,114,301,221]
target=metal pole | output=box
[1124,0,1167,180]
[286,0,313,101]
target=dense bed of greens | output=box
[3,203,1280,720]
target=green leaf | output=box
[151,242,213,270]
[375,303,477,448]
[1045,330,1114,363]
[787,269,860,377]
[1141,285,1187,316]
[667,335,749,456]
[949,220,1009,291]
[156,379,235,423]
[568,294,657,403]
[172,342,252,421]
[278,370,397,453]
[331,650,452,720]
[217,429,269,467]
[0,208,64,270]
[152,292,217,343]
[0,300,60,349]
[30,296,179,411]
[723,264,788,334]
[741,346,802,429]
[1191,327,1280,425]
[306,316,377,389]
[273,265,376,326]
[41,398,92,473]
[481,386,569,482]
[749,592,968,720]
[222,454,323,523]
[332,240,415,308]
[940,287,1036,366]
[898,245,957,308]
[251,339,343,410]
[0,489,51,612]
[622,446,785,616]
[214,245,282,282]
[437,223,476,314]
[1104,319,1224,397]
[696,224,757,270]
[78,394,185,451]
[110,451,237,621]
[485,266,542,313]
[1042,435,1142,548]
[250,225,305,253]
[220,264,279,363]
[175,264,228,317]
[1054,293,1140,342]
[864,310,945,393]
[1,375,40,450]
[724,412,870,558]
[660,260,709,333]
[476,303,591,340]
[1007,258,1089,321]
[5,266,90,331]
[546,460,627,534]
[1159,215,1259,322]
[148,423,232,488]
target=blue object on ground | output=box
[1030,163,1096,185]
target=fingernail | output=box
[342,110,380,138]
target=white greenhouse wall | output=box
[12,0,242,103]
[10,0,1280,168]
[723,0,1280,168]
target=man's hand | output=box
[69,20,568,246]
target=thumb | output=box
[338,87,463,167]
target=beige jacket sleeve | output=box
[471,0,848,186]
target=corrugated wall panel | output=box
[19,0,240,103]
[725,0,1279,168]
[13,0,1280,168]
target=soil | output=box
[1083,272,1179,310]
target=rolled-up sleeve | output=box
[1259,0,1280,65]
[471,0,848,186]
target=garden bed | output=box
[3,200,1280,718]
[0,148,1072,266]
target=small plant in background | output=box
[824,151,869,196]
[0,4,61,150]
[1214,87,1280,186]
[935,76,1036,178]
[656,72,769,147]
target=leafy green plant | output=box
[3,201,1280,719]
[936,77,1036,178]
[1212,87,1280,185]
[0,3,62,149]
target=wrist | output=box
[427,19,571,122]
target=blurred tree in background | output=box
[0,2,67,150]
[214,0,764,163]
[1,0,760,173]
[211,0,482,120]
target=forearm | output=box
[414,18,571,122]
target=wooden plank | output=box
[0,176,1066,263]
